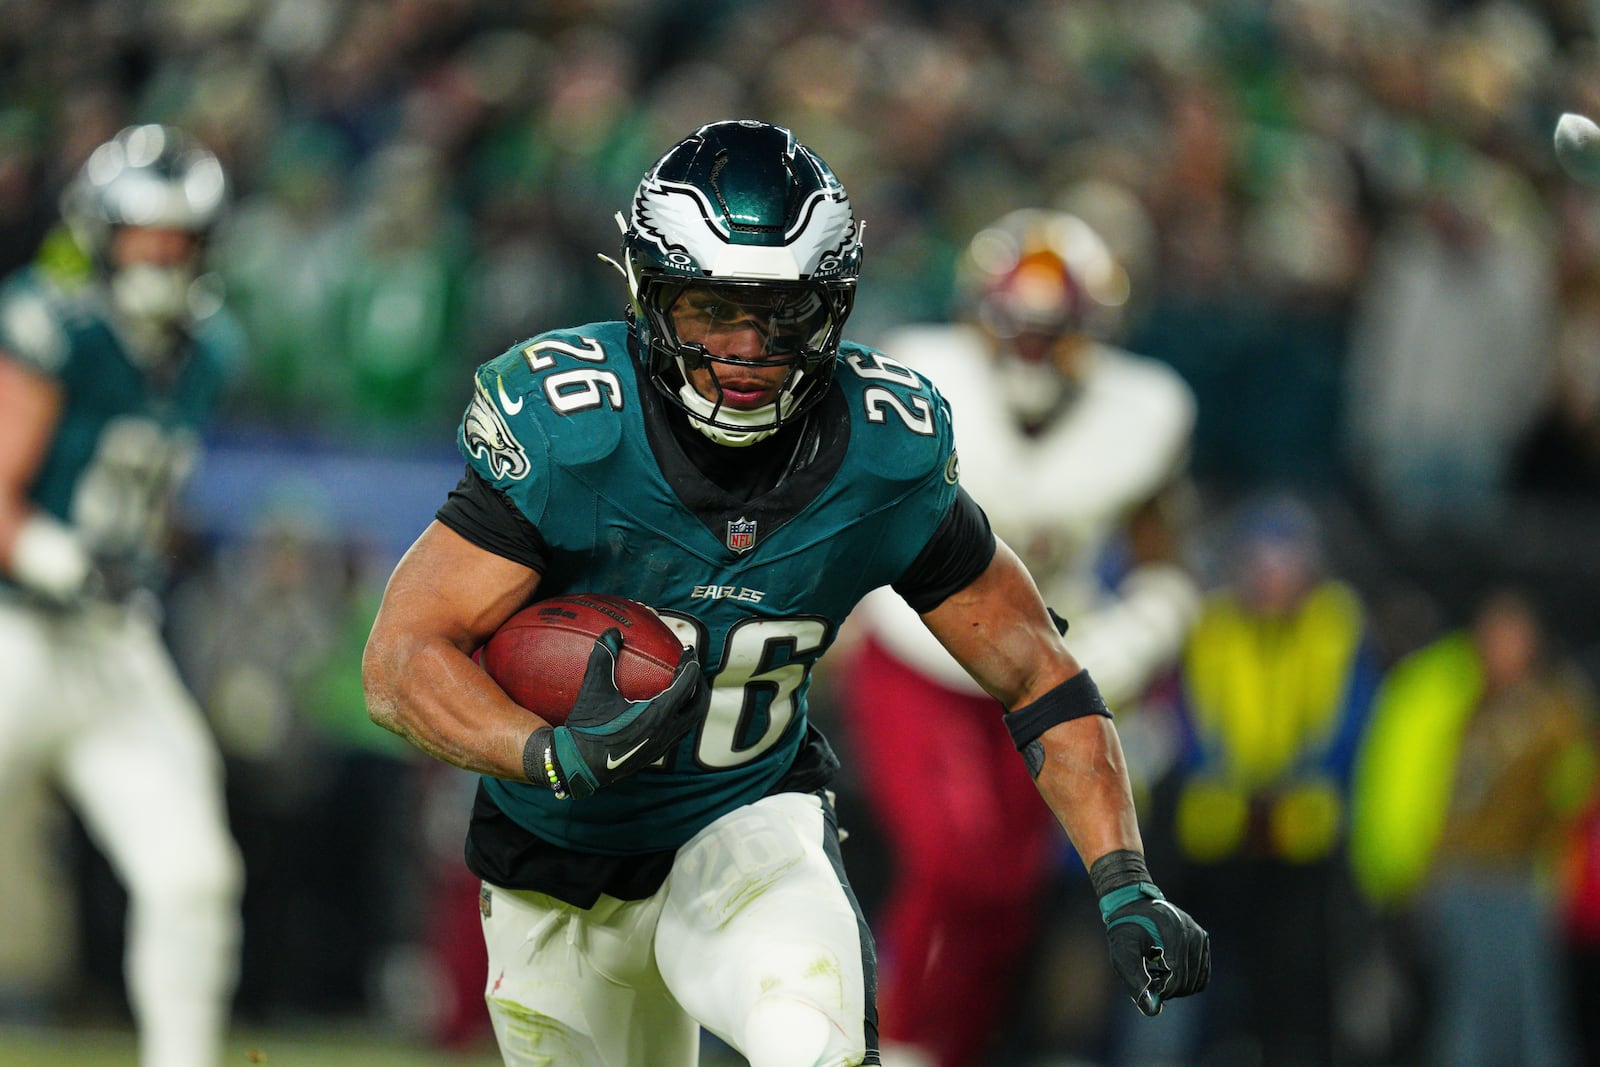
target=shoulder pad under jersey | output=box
[1088,345,1197,474]
[0,271,72,376]
[500,323,635,462]
[833,341,958,488]
[458,322,635,501]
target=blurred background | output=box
[4,0,1600,1064]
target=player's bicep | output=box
[919,537,1080,709]
[373,520,542,655]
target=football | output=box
[479,593,686,725]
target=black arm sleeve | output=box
[434,465,551,573]
[891,487,997,614]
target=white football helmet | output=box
[957,209,1130,424]
[620,120,863,446]
[61,124,227,341]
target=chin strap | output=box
[676,382,790,447]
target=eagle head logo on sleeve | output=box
[464,376,531,481]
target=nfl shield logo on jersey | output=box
[727,516,758,554]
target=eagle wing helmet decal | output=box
[632,177,718,269]
[632,176,856,279]
[621,120,863,442]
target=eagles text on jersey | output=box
[460,321,957,854]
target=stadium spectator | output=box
[1351,587,1600,1067]
[1142,494,1382,1067]
[1344,147,1558,538]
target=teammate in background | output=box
[363,120,1209,1067]
[842,208,1201,1067]
[0,125,245,1067]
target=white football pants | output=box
[0,598,243,1067]
[480,790,876,1067]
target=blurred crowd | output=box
[5,0,1600,1064]
[6,0,1600,511]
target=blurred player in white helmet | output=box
[842,206,1201,1067]
[0,124,245,1067]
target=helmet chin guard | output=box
[675,380,800,447]
[619,120,863,443]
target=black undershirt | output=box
[434,382,997,903]
[665,397,818,499]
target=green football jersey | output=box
[460,321,962,854]
[0,265,241,591]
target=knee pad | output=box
[741,995,847,1067]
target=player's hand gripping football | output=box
[530,628,709,800]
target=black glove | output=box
[527,628,709,800]
[1092,850,1211,1016]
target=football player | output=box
[0,125,245,1067]
[364,120,1209,1067]
[841,208,1203,1066]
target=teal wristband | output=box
[549,727,600,799]
[1097,881,1165,924]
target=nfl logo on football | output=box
[727,516,757,553]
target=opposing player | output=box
[842,208,1201,1065]
[0,125,245,1067]
[363,120,1209,1067]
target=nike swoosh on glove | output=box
[533,628,709,799]
[1099,881,1211,1016]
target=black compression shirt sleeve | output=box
[891,487,997,614]
[434,466,550,573]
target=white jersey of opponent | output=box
[852,323,1199,707]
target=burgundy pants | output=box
[838,636,1059,1067]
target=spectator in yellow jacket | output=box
[1126,493,1381,1067]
